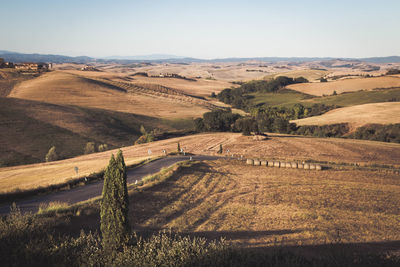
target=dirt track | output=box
[0,155,220,215]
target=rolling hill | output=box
[0,97,180,167]
[9,71,213,119]
[291,102,400,127]
[286,75,400,96]
[1,132,399,193]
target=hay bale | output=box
[309,164,316,170]
[268,161,274,167]
[280,162,286,168]
[274,161,280,167]
[316,165,322,171]
[254,159,261,166]
[297,163,304,169]
[246,159,254,165]
[303,163,310,170]
[291,162,298,168]
[285,162,291,168]
[261,160,267,166]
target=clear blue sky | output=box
[1,0,399,58]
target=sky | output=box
[1,0,400,59]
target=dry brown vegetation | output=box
[130,160,400,248]
[292,102,400,127]
[1,132,399,193]
[286,75,400,96]
[9,71,211,118]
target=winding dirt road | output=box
[0,155,220,215]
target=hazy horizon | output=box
[1,0,399,59]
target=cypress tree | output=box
[177,142,181,153]
[100,150,130,251]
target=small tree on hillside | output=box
[218,144,223,154]
[84,142,96,154]
[45,146,58,162]
[140,125,146,135]
[177,142,181,153]
[100,150,130,252]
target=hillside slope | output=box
[291,102,400,127]
[9,71,211,118]
[1,132,399,193]
[286,76,400,96]
[0,97,175,167]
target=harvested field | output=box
[1,132,399,193]
[9,71,210,118]
[130,160,400,247]
[62,69,234,97]
[263,69,329,82]
[292,102,400,127]
[286,76,400,96]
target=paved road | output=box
[0,155,220,215]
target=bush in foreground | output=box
[1,205,399,266]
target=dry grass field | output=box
[1,132,399,193]
[263,69,329,82]
[9,71,210,119]
[292,102,400,127]
[131,160,400,247]
[286,75,400,96]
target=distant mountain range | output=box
[1,50,399,64]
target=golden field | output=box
[1,132,399,193]
[9,71,211,119]
[130,159,400,247]
[292,102,400,127]
[286,75,400,96]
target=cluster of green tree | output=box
[295,124,350,138]
[350,124,400,143]
[84,142,109,154]
[194,109,296,135]
[386,69,400,75]
[194,109,241,132]
[217,76,309,109]
[45,142,110,162]
[251,104,337,120]
[134,125,155,145]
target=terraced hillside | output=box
[9,71,214,118]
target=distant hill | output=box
[103,54,186,60]
[1,50,399,64]
[0,51,94,63]
[360,56,400,63]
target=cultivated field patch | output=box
[1,133,399,193]
[292,102,400,127]
[286,76,400,96]
[131,160,400,247]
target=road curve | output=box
[0,155,220,215]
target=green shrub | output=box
[84,142,96,154]
[45,146,58,162]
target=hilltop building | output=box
[14,62,51,71]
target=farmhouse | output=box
[14,62,51,71]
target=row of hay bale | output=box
[246,159,322,171]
